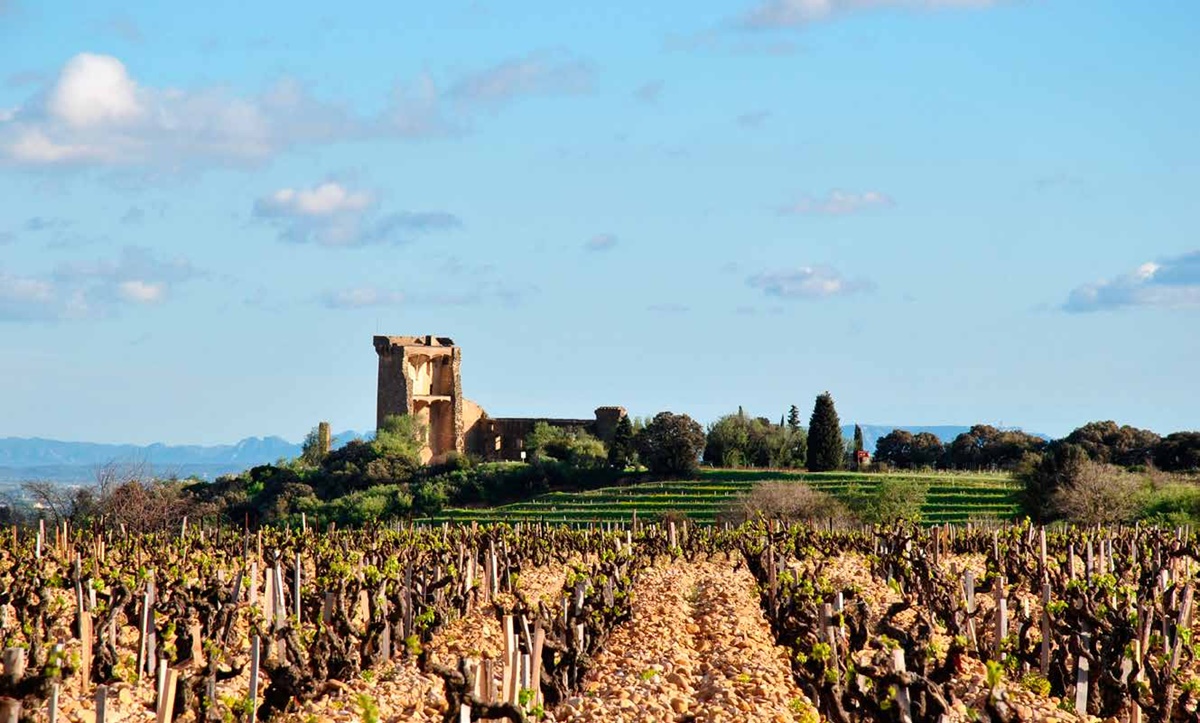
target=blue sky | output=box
[1,0,1197,445]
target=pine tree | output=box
[786,405,802,432]
[807,392,845,472]
[607,415,636,470]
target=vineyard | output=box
[435,470,1020,526]
[1,517,1197,722]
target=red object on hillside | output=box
[855,450,871,466]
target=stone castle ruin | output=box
[374,335,625,463]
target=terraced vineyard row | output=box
[436,469,1021,525]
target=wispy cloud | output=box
[120,206,145,225]
[103,13,143,43]
[747,266,873,299]
[1063,251,1200,313]
[665,30,799,56]
[738,0,1006,29]
[584,233,618,252]
[24,216,71,232]
[633,80,664,104]
[448,51,594,109]
[777,189,893,216]
[322,280,535,309]
[0,53,454,169]
[252,181,461,247]
[6,70,45,88]
[736,110,772,127]
[0,246,201,322]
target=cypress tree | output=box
[807,392,845,472]
[608,415,635,469]
[853,424,864,453]
[786,405,802,431]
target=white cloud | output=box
[585,233,618,251]
[116,279,166,304]
[0,53,453,169]
[47,53,143,128]
[1063,251,1200,313]
[448,51,594,109]
[258,182,374,217]
[778,189,894,215]
[322,279,536,309]
[253,181,461,247]
[747,266,873,298]
[321,286,405,309]
[740,0,1004,29]
[0,246,197,322]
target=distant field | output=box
[435,468,1021,525]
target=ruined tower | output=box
[374,334,623,463]
[373,335,465,463]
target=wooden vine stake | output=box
[963,570,978,651]
[156,669,178,723]
[48,681,60,723]
[248,636,261,718]
[892,648,913,723]
[1039,582,1051,676]
[3,648,26,686]
[95,685,108,723]
[501,615,515,704]
[0,698,17,723]
[993,575,1007,660]
[1074,623,1090,715]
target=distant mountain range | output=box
[0,432,365,484]
[0,424,1045,485]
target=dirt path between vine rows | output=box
[555,558,818,723]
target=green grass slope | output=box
[434,469,1021,526]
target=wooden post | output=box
[1040,582,1051,676]
[321,591,334,625]
[1131,639,1144,723]
[501,615,515,704]
[95,686,108,723]
[531,622,546,705]
[0,698,20,723]
[293,553,302,625]
[157,669,178,723]
[892,649,913,723]
[963,570,978,651]
[1074,624,1090,715]
[80,611,93,691]
[1038,527,1047,579]
[248,636,261,717]
[136,574,155,680]
[3,648,26,684]
[1172,584,1194,668]
[994,575,1007,659]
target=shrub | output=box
[847,478,928,524]
[1051,459,1143,525]
[372,414,426,463]
[719,482,848,525]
